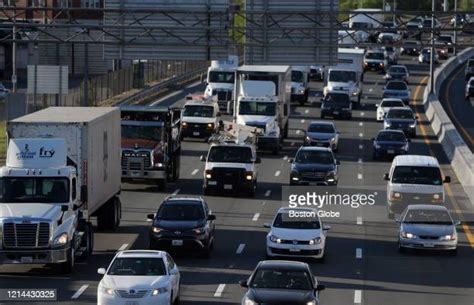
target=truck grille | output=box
[3,222,50,248]
[213,167,246,184]
[122,150,152,169]
[216,90,232,101]
[116,289,149,298]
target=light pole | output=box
[430,0,435,94]
[453,0,457,55]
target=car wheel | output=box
[398,242,406,254]
[449,248,458,256]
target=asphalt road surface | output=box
[1,53,474,305]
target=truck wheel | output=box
[157,178,166,191]
[97,198,119,231]
[81,222,94,258]
[172,154,180,181]
[59,246,75,274]
[284,123,289,138]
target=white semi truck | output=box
[324,48,366,104]
[234,65,291,155]
[290,66,310,105]
[0,107,122,273]
[204,55,239,113]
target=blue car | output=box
[372,129,409,159]
[383,80,411,105]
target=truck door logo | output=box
[39,147,55,158]
[16,144,36,160]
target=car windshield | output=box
[325,93,350,104]
[329,70,356,82]
[389,67,406,74]
[403,209,453,224]
[208,71,235,84]
[392,166,443,185]
[239,101,276,116]
[295,150,334,165]
[291,70,305,82]
[376,132,406,142]
[122,125,162,141]
[385,47,394,52]
[366,52,384,60]
[183,105,214,118]
[251,269,312,290]
[157,203,204,221]
[0,177,70,203]
[381,100,404,107]
[107,258,166,276]
[273,212,321,229]
[386,82,407,90]
[208,146,253,163]
[387,109,414,119]
[308,124,335,133]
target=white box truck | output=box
[349,8,383,42]
[324,48,366,104]
[0,107,122,273]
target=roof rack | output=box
[208,120,262,145]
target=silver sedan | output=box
[397,204,460,255]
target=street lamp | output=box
[430,0,435,94]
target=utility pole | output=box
[453,0,457,55]
[12,7,17,93]
[393,0,396,23]
[430,0,435,94]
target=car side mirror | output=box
[384,173,390,181]
[323,225,331,231]
[454,220,461,226]
[375,104,379,107]
[255,157,262,164]
[147,213,155,220]
[316,284,326,291]
[336,160,341,165]
[444,176,451,183]
[97,268,106,275]
[208,214,216,221]
[263,223,271,228]
[239,280,248,288]
[288,158,294,163]
[200,155,206,162]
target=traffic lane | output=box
[439,61,474,151]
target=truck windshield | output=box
[291,70,305,82]
[329,71,356,82]
[208,146,253,163]
[387,109,414,119]
[183,105,214,118]
[392,166,442,185]
[0,177,69,203]
[121,125,162,141]
[366,52,384,60]
[209,71,235,84]
[239,101,276,116]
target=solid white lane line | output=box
[265,190,271,197]
[252,213,260,221]
[358,144,363,150]
[356,248,363,259]
[357,217,363,225]
[354,290,362,303]
[118,243,129,251]
[172,189,180,196]
[214,284,226,297]
[357,173,363,180]
[358,158,363,164]
[71,285,89,299]
[236,243,246,254]
[191,169,199,176]
[359,133,363,137]
[275,171,281,177]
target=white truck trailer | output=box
[0,107,122,273]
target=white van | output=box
[384,155,451,218]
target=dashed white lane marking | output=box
[359,133,363,137]
[360,112,365,116]
[252,213,260,221]
[191,169,199,176]
[118,243,129,251]
[356,248,363,259]
[275,171,281,177]
[358,144,364,150]
[358,158,363,164]
[71,285,89,299]
[359,122,363,126]
[265,190,272,197]
[369,88,373,92]
[357,217,363,225]
[283,155,288,160]
[172,189,180,196]
[296,130,301,135]
[236,243,246,254]
[214,284,226,297]
[301,119,305,123]
[305,109,309,114]
[354,289,362,303]
[357,173,363,180]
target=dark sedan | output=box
[384,65,409,83]
[384,107,418,137]
[372,130,409,160]
[148,196,216,256]
[239,260,325,305]
[320,91,352,120]
[289,146,339,186]
[401,41,421,56]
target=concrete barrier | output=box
[423,48,474,204]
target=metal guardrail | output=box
[118,67,208,106]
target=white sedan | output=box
[265,207,330,260]
[375,98,406,121]
[97,250,180,305]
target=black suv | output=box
[148,196,216,256]
[320,91,352,119]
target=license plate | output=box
[193,131,200,136]
[224,184,233,190]
[131,171,141,177]
[424,243,435,248]
[172,240,183,246]
[126,301,138,305]
[289,247,300,252]
[21,256,33,263]
[388,149,395,154]
[333,111,339,115]
[208,181,217,185]
[317,143,324,146]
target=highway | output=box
[1,53,474,305]
[439,60,474,151]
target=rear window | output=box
[386,82,407,90]
[392,166,442,185]
[381,100,405,107]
